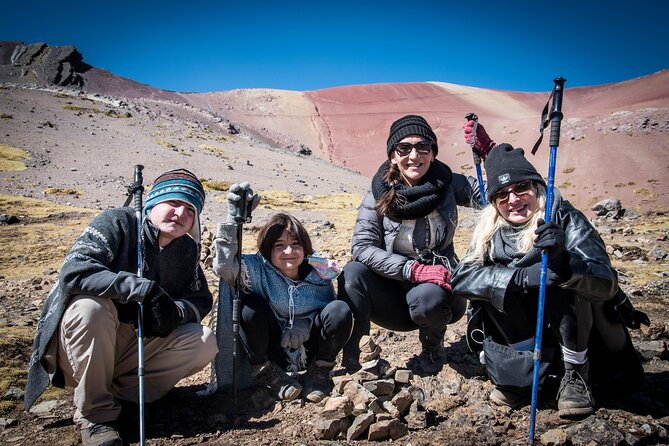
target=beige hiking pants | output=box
[57,295,218,428]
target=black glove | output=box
[534,219,572,280]
[605,289,650,329]
[511,263,562,290]
[142,285,181,338]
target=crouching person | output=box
[213,183,353,403]
[451,144,648,417]
[24,169,218,446]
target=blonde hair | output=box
[462,183,547,265]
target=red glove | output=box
[409,262,452,292]
[463,120,495,160]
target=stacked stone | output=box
[199,226,215,268]
[314,336,428,441]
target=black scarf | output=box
[371,159,452,219]
[492,223,542,267]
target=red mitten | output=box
[463,120,496,160]
[409,262,452,292]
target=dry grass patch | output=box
[0,195,95,279]
[155,140,178,149]
[43,187,83,196]
[0,144,30,171]
[62,104,100,113]
[202,179,232,192]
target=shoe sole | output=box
[558,406,594,418]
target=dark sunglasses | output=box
[492,181,534,204]
[394,141,433,156]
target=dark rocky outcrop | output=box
[0,41,90,87]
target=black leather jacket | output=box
[452,191,617,311]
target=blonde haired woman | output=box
[452,143,646,417]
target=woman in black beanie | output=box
[452,142,647,417]
[337,114,485,376]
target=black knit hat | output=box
[386,115,438,157]
[484,144,546,201]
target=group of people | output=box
[23,115,647,446]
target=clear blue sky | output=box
[2,0,668,93]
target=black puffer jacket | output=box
[25,207,212,410]
[351,172,479,280]
[452,191,618,310]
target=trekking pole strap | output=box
[531,77,566,155]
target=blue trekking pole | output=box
[132,165,147,446]
[529,77,566,444]
[465,112,487,207]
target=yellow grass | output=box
[0,195,95,279]
[0,144,30,172]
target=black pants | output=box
[483,287,593,352]
[239,292,353,369]
[338,261,466,358]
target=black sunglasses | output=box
[394,141,433,156]
[491,181,534,204]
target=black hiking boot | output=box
[557,362,594,418]
[302,359,336,402]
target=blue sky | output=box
[2,0,668,93]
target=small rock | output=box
[347,411,375,441]
[3,387,24,400]
[636,340,666,361]
[315,418,351,440]
[322,396,354,420]
[394,369,413,384]
[0,418,17,429]
[363,379,395,396]
[29,399,67,414]
[540,428,568,445]
[391,388,414,416]
[647,246,667,260]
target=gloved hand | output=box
[280,318,312,349]
[512,263,562,289]
[409,262,452,292]
[605,289,650,329]
[141,285,181,338]
[463,119,495,160]
[534,219,572,280]
[226,182,260,224]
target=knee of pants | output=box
[339,262,373,312]
[320,300,354,337]
[408,286,461,326]
[201,326,219,363]
[181,325,219,371]
[62,295,117,329]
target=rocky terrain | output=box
[0,41,667,445]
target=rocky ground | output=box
[0,84,668,445]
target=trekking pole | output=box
[465,112,487,207]
[132,165,147,446]
[232,189,255,409]
[529,77,566,444]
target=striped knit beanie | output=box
[144,168,205,243]
[386,115,438,157]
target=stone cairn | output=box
[314,336,427,442]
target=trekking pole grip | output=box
[133,165,145,213]
[549,78,566,147]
